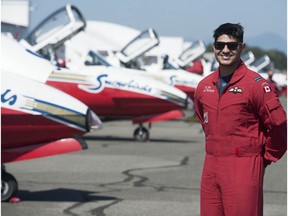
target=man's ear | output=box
[240,42,246,53]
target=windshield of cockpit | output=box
[84,50,111,66]
[26,10,70,46]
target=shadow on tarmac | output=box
[83,135,197,144]
[17,188,118,202]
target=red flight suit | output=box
[194,61,287,216]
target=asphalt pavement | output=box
[2,96,287,215]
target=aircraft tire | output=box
[134,126,149,142]
[1,172,18,202]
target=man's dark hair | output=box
[213,23,244,43]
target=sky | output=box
[28,0,287,51]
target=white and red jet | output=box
[1,69,102,202]
[7,5,193,141]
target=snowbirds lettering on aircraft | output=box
[1,70,102,202]
[60,20,205,100]
[46,67,190,117]
[1,89,17,106]
[9,4,193,141]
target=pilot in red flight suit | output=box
[194,23,287,216]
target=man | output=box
[194,23,287,216]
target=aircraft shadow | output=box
[17,188,118,202]
[83,135,195,144]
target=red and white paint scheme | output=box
[1,70,102,202]
[62,20,205,99]
[3,5,193,142]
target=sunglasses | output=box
[214,42,242,50]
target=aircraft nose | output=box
[86,109,103,131]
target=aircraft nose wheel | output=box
[1,170,18,202]
[133,125,149,142]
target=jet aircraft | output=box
[61,20,205,100]
[12,5,193,141]
[1,69,102,202]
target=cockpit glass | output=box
[121,30,153,57]
[26,9,70,46]
[85,51,111,66]
[178,40,201,61]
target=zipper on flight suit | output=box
[215,79,231,155]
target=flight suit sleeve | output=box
[251,79,287,165]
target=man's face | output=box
[213,34,245,67]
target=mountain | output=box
[245,32,287,54]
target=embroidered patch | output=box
[255,76,264,82]
[263,86,271,93]
[203,86,215,93]
[203,112,208,123]
[228,86,243,94]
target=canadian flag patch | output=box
[263,86,271,93]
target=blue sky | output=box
[29,0,287,50]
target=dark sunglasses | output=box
[214,41,242,50]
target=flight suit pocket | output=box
[265,98,286,126]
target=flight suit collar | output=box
[212,60,247,85]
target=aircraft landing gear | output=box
[2,165,18,202]
[133,123,150,142]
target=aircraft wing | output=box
[132,110,184,124]
[2,137,87,163]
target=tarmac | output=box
[1,102,287,216]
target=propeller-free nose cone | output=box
[86,109,103,131]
